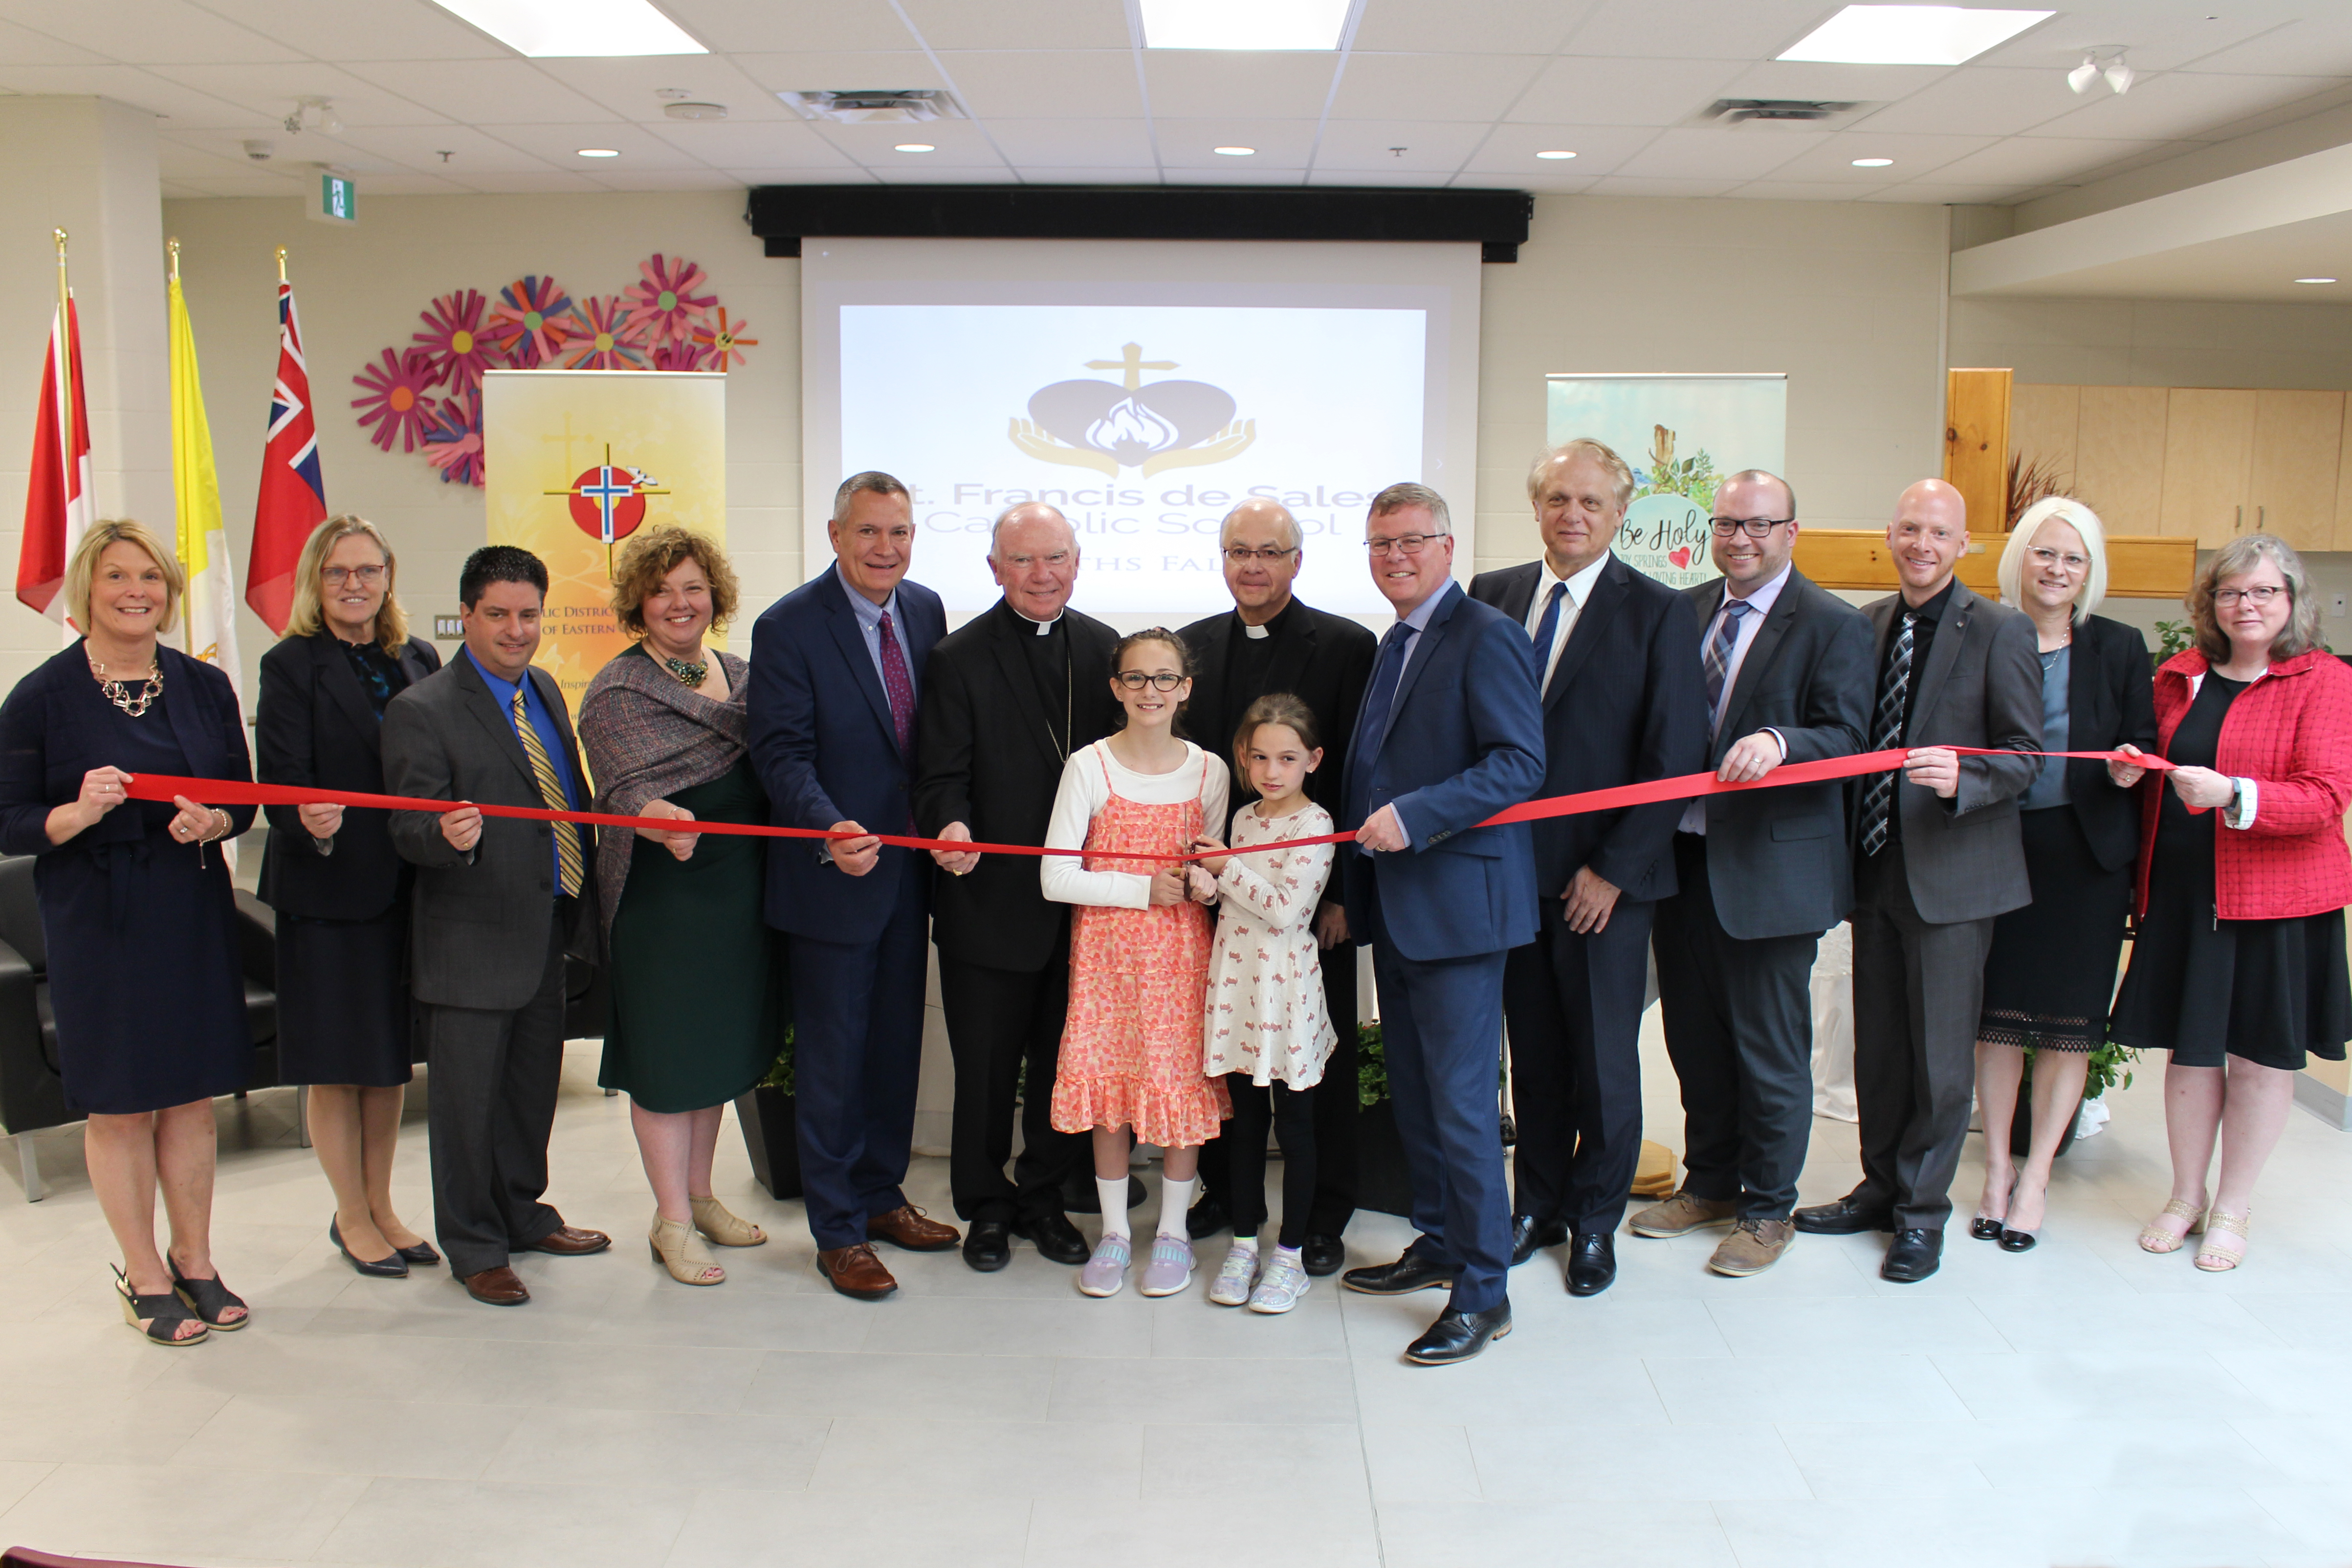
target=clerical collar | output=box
[1236,597,1295,641]
[1243,623,1269,640]
[1008,602,1064,637]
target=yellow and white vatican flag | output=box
[168,244,242,693]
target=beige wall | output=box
[1949,295,2352,391]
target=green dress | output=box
[598,757,788,1112]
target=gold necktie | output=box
[511,688,584,898]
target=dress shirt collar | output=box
[1538,550,1611,613]
[835,563,900,630]
[1395,583,1447,638]
[1901,576,1956,625]
[1723,561,1793,620]
[463,646,530,707]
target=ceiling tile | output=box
[147,63,449,125]
[1327,53,1547,122]
[2175,18,2352,77]
[655,0,913,54]
[1849,67,2083,137]
[1151,117,1319,167]
[295,122,561,175]
[808,118,1007,165]
[863,163,1021,183]
[1312,119,1488,172]
[480,121,713,171]
[1504,57,1748,126]
[1143,52,1339,120]
[1579,174,1743,198]
[1351,0,1593,56]
[350,172,471,194]
[529,56,795,121]
[1973,4,2281,71]
[1714,61,1956,102]
[582,168,747,192]
[0,16,105,64]
[1460,168,1596,194]
[1007,168,1167,185]
[1306,168,1468,186]
[437,169,607,193]
[1614,126,1825,181]
[1759,131,1998,182]
[899,0,1131,51]
[985,117,1158,169]
[1562,0,1833,61]
[1924,136,2166,187]
[732,52,945,94]
[2021,69,2340,142]
[1460,122,1659,177]
[1722,180,1881,200]
[1161,166,1312,184]
[0,0,300,63]
[0,64,258,125]
[937,51,1143,118]
[341,59,618,124]
[645,118,861,168]
[190,0,508,61]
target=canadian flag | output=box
[16,294,94,625]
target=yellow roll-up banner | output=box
[483,368,727,702]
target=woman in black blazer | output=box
[1972,499,2158,1250]
[256,516,440,1279]
[0,521,257,1344]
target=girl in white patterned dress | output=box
[1191,694,1337,1314]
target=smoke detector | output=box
[776,89,967,124]
[663,100,727,120]
[1690,98,1877,130]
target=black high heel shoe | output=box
[1968,1216,2005,1242]
[1998,1227,2039,1253]
[330,1217,409,1279]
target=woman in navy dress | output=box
[257,516,440,1279]
[0,521,257,1345]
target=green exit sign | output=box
[308,172,356,227]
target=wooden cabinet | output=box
[2249,390,2343,551]
[2158,388,2256,547]
[2074,386,2167,534]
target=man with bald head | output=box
[914,503,1121,1272]
[1793,478,2041,1283]
[1179,497,1377,1275]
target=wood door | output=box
[2248,390,2343,551]
[2074,386,2168,534]
[1944,368,2012,532]
[2158,388,2256,548]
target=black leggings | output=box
[1222,1076,1316,1249]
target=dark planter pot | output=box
[1355,1098,1413,1218]
[2007,1069,2084,1160]
[735,1087,803,1200]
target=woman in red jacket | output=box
[2110,533,2352,1271]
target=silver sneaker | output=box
[1209,1244,1258,1307]
[1139,1235,1198,1297]
[1249,1254,1311,1314]
[1078,1234,1130,1297]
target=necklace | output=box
[89,657,162,718]
[660,653,708,687]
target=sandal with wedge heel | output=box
[169,1261,248,1330]
[2195,1209,2250,1272]
[114,1265,206,1347]
[2138,1199,2208,1255]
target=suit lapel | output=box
[453,652,537,792]
[818,573,899,747]
[314,635,384,757]
[1492,562,1539,626]
[1717,574,1798,745]
[159,651,219,779]
[986,607,1066,772]
[1906,582,1972,741]
[1543,559,1625,709]
[1386,581,1461,733]
[398,638,437,686]
[2065,619,2097,748]
[1260,606,1317,706]
[1191,615,1231,749]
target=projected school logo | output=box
[1009,342,1257,478]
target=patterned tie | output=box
[511,689,584,897]
[1703,597,1752,736]
[1858,611,1916,858]
[1529,580,1566,665]
[877,610,915,758]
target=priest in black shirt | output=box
[1179,498,1378,1276]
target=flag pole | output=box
[51,229,70,446]
[275,245,286,286]
[167,236,179,283]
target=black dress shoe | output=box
[1405,1302,1513,1365]
[1013,1211,1090,1266]
[1300,1233,1346,1277]
[1968,1217,2005,1242]
[1793,1194,1897,1235]
[1508,1215,1567,1266]
[1881,1227,1943,1282]
[1565,1232,1616,1297]
[330,1218,408,1279]
[962,1219,1011,1273]
[1185,1197,1232,1240]
[1340,1251,1457,1296]
[1998,1227,2039,1253]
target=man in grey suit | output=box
[384,545,612,1306]
[1633,470,1873,1279]
[1794,479,2042,1283]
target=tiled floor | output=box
[6,1023,2352,1568]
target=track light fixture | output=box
[2067,49,2132,96]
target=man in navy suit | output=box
[1338,482,1546,1365]
[748,471,958,1302]
[1471,440,1706,1299]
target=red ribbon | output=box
[122,747,2168,865]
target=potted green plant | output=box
[2009,1038,2137,1158]
[734,1026,801,1200]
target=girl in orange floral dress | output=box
[1042,629,1230,1299]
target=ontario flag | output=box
[17,293,94,625]
[246,278,327,634]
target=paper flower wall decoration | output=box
[563,294,651,371]
[421,389,485,487]
[692,307,759,371]
[651,341,708,372]
[621,253,715,348]
[412,288,503,392]
[352,346,441,453]
[487,275,575,368]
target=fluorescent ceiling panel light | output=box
[576,147,620,157]
[1213,145,1256,155]
[1140,0,1351,50]
[1779,5,2050,66]
[893,143,935,153]
[2295,277,2338,285]
[1536,149,1576,159]
[1851,157,1894,167]
[429,0,703,58]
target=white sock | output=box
[1232,1233,1260,1256]
[1157,1175,1198,1240]
[1273,1243,1303,1269]
[1097,1178,1130,1242]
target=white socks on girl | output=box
[1156,1175,1198,1240]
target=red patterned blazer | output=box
[2136,646,2352,921]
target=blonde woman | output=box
[0,521,256,1344]
[257,516,442,1278]
[1968,499,2155,1251]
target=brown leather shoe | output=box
[866,1204,960,1253]
[463,1265,529,1306]
[518,1224,611,1257]
[817,1242,899,1301]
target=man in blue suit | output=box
[1339,481,1546,1365]
[748,471,958,1302]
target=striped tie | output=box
[1702,598,1751,737]
[512,689,584,897]
[1857,612,1916,858]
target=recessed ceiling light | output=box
[1140,0,1350,49]
[1213,145,1255,156]
[2295,276,2338,285]
[1851,157,1895,167]
[576,147,620,158]
[1779,4,2051,66]
[1536,149,1577,160]
[429,0,704,57]
[893,142,935,153]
